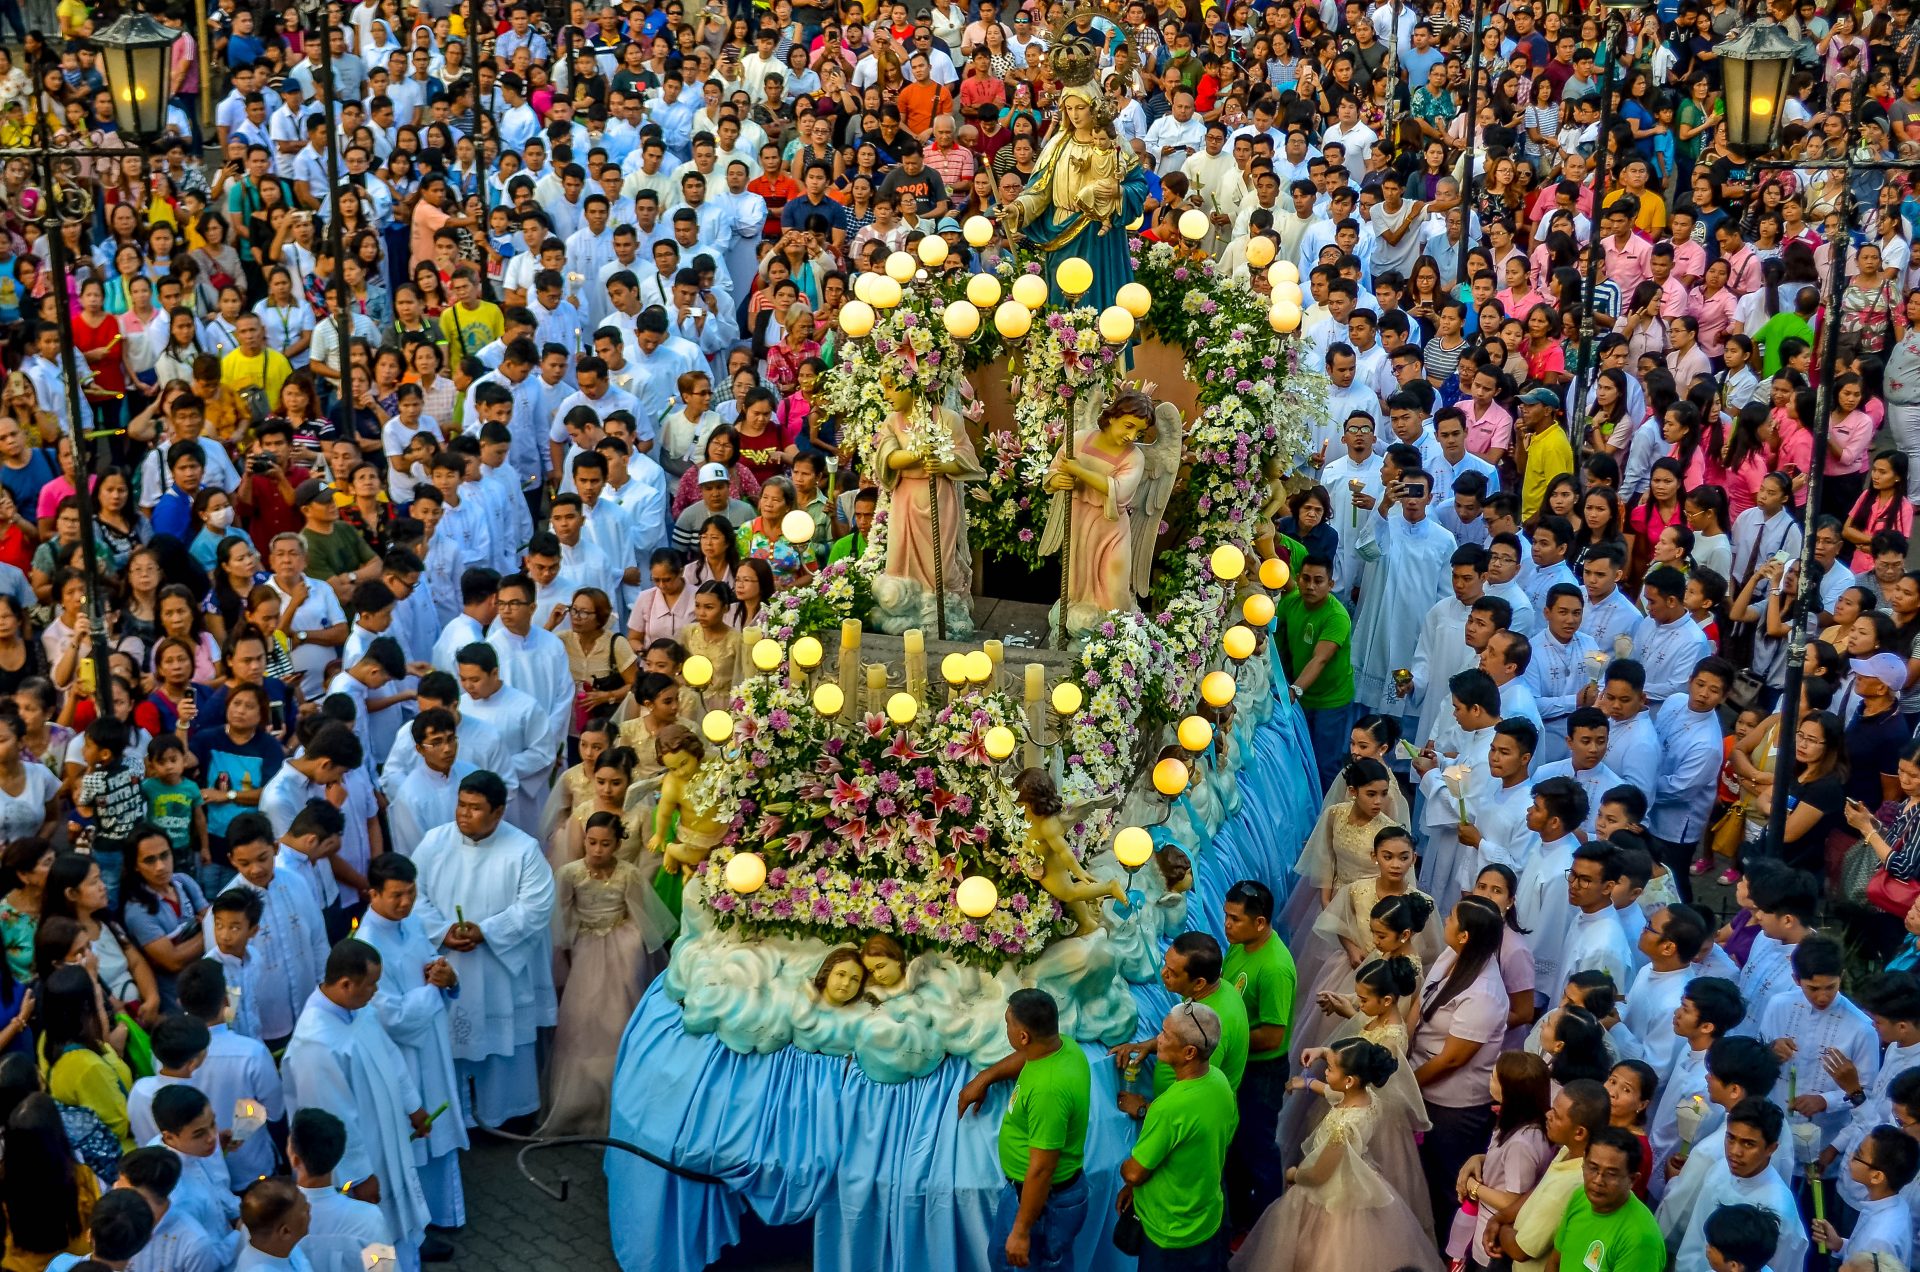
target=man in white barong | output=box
[1511,777,1588,1009]
[1559,844,1636,990]
[410,771,557,1129]
[1670,1098,1806,1272]
[1459,719,1541,896]
[283,939,433,1272]
[381,674,508,802]
[1530,708,1621,835]
[1410,668,1500,909]
[149,1084,243,1264]
[1823,973,1920,1214]
[357,852,469,1231]
[212,813,330,1050]
[1481,627,1543,745]
[1623,905,1707,1080]
[1348,464,1457,716]
[1758,936,1879,1152]
[1526,587,1602,767]
[1406,544,1488,750]
[454,643,556,838]
[429,567,501,672]
[388,709,477,857]
[486,572,573,748]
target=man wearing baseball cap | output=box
[1844,652,1911,806]
[671,461,754,554]
[1517,386,1573,520]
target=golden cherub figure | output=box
[1015,767,1125,937]
[648,724,728,877]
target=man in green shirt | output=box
[294,478,378,598]
[956,989,1091,1272]
[827,487,876,565]
[1112,932,1247,1114]
[1753,287,1817,377]
[1552,1128,1665,1272]
[1119,1001,1238,1267]
[1221,880,1296,1233]
[1276,554,1354,790]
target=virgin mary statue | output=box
[1000,42,1149,312]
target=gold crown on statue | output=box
[1047,8,1104,87]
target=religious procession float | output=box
[605,34,1331,1271]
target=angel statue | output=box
[869,376,984,638]
[998,26,1149,312]
[1040,386,1176,637]
[1015,767,1126,937]
[647,724,727,877]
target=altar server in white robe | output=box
[120,1145,229,1272]
[177,960,283,1186]
[358,852,469,1229]
[429,567,500,672]
[213,812,330,1047]
[1482,628,1544,743]
[381,674,508,801]
[1526,585,1601,765]
[283,940,432,1272]
[1410,668,1499,906]
[1758,935,1879,1151]
[1530,708,1621,835]
[410,771,557,1128]
[1623,905,1708,1080]
[233,1177,315,1272]
[1511,777,1587,1006]
[287,1108,402,1272]
[1829,973,1920,1214]
[486,572,574,748]
[150,1083,244,1263]
[1462,719,1541,891]
[1671,1098,1807,1272]
[1655,1029,1797,1218]
[455,642,560,838]
[388,709,477,857]
[1348,471,1458,714]
[1559,843,1636,989]
[1407,545,1489,750]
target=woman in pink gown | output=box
[1039,389,1151,632]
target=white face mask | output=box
[206,507,235,531]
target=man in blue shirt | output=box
[150,443,208,541]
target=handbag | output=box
[1708,800,1747,861]
[1868,867,1920,918]
[1111,1209,1144,1256]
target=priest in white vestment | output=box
[357,853,470,1229]
[282,941,432,1272]
[1348,479,1458,714]
[381,677,509,800]
[1407,547,1485,751]
[409,771,558,1128]
[455,643,560,837]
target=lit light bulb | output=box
[683,655,714,688]
[1153,757,1189,796]
[1246,236,1276,269]
[963,650,994,683]
[725,852,767,893]
[956,875,998,918]
[1243,593,1276,627]
[994,299,1033,339]
[1201,671,1237,708]
[917,234,949,267]
[885,250,918,282]
[790,636,824,669]
[963,214,995,247]
[1222,625,1256,660]
[1011,273,1050,310]
[813,682,845,716]
[867,275,903,309]
[1055,256,1093,297]
[1051,681,1084,716]
[1268,302,1302,334]
[1178,208,1209,241]
[1210,543,1246,581]
[1113,826,1154,868]
[701,709,734,743]
[966,272,1002,308]
[1098,306,1135,344]
[751,639,784,672]
[838,300,876,338]
[1177,715,1214,752]
[940,653,968,684]
[942,299,981,340]
[886,692,918,726]
[1259,557,1290,590]
[984,725,1017,760]
[781,510,816,542]
[1115,281,1152,318]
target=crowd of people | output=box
[0,0,1913,1267]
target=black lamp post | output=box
[1,12,180,715]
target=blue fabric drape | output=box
[606,694,1319,1272]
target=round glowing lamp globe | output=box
[917,234,949,267]
[941,299,981,340]
[1259,557,1291,590]
[852,271,878,304]
[885,250,918,283]
[983,725,1017,760]
[751,639,784,672]
[1210,543,1246,581]
[781,510,816,542]
[1268,302,1302,334]
[956,875,998,918]
[1245,236,1276,269]
[1050,681,1084,716]
[1269,259,1300,284]
[790,636,824,669]
[1270,280,1304,306]
[886,692,918,726]
[724,852,766,893]
[1152,757,1189,796]
[963,650,994,683]
[966,272,1002,308]
[1011,272,1050,310]
[812,682,845,716]
[963,214,995,247]
[1177,715,1214,752]
[1177,208,1209,242]
[994,299,1033,339]
[1115,281,1152,318]
[1113,826,1155,869]
[838,300,876,338]
[682,654,714,688]
[1222,625,1257,660]
[1098,306,1135,344]
[940,653,968,684]
[1201,671,1237,708]
[1243,593,1276,627]
[701,710,734,743]
[867,275,903,309]
[1055,256,1094,297]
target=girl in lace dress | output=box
[1291,826,1441,1022]
[1280,757,1399,942]
[539,812,678,1136]
[1232,1036,1444,1272]
[1292,890,1433,1063]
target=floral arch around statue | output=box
[650,237,1328,1084]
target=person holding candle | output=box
[175,959,282,1190]
[1668,1098,1805,1272]
[1648,980,1747,1188]
[286,1108,403,1272]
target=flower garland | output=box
[696,673,1069,964]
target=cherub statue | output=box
[647,724,727,877]
[1015,767,1125,937]
[1254,454,1291,561]
[812,946,874,1007]
[859,934,909,990]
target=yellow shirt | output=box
[40,1038,133,1150]
[1512,1147,1586,1272]
[1600,185,1668,235]
[220,346,293,408]
[1521,421,1574,521]
[439,301,504,358]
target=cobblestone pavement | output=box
[449,1135,810,1271]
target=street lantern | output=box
[1716,22,1801,159]
[92,13,181,141]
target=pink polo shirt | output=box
[1671,238,1707,285]
[1689,285,1738,356]
[1604,233,1654,298]
[1723,247,1764,296]
[1463,399,1515,458]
